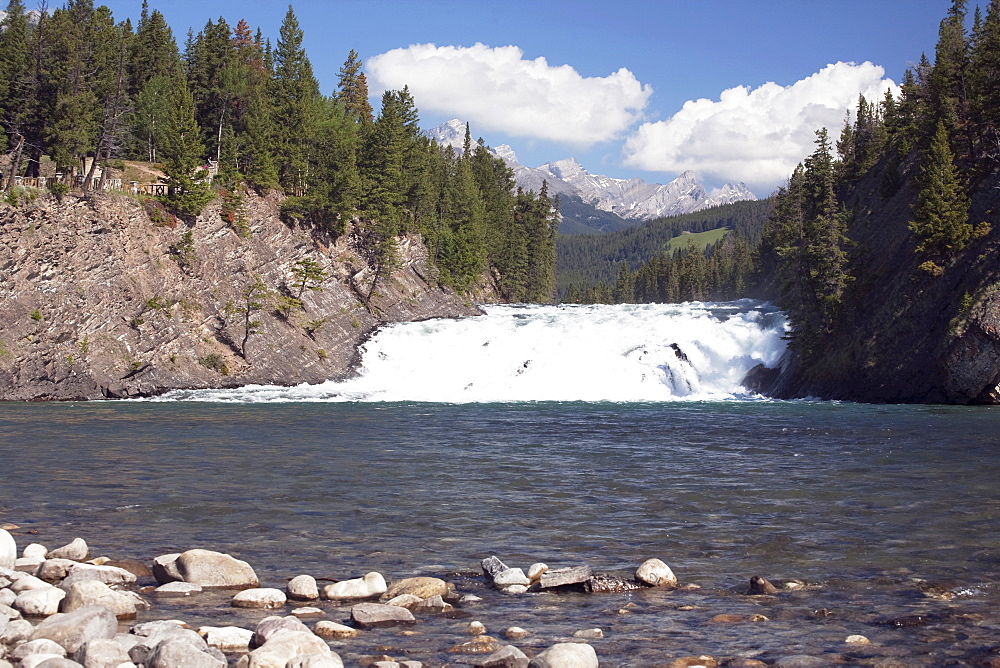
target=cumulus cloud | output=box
[367,43,653,146]
[622,62,899,194]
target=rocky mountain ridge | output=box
[0,190,485,401]
[427,119,756,230]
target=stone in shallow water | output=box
[287,574,319,601]
[527,563,548,582]
[844,634,870,644]
[665,656,719,668]
[539,566,592,589]
[11,638,68,662]
[60,580,138,619]
[290,606,323,618]
[481,556,508,580]
[467,620,487,635]
[198,626,254,652]
[74,637,132,667]
[384,593,422,609]
[413,594,452,613]
[447,635,501,654]
[323,572,386,600]
[237,630,331,668]
[493,568,530,588]
[350,602,415,628]
[635,558,677,587]
[504,626,529,640]
[174,549,259,589]
[584,574,644,593]
[746,576,780,595]
[250,616,311,649]
[313,621,359,639]
[382,576,449,600]
[528,642,598,667]
[232,588,287,609]
[573,628,604,639]
[154,581,202,596]
[474,644,530,668]
[285,652,344,668]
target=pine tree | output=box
[336,49,373,123]
[909,120,972,268]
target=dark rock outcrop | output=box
[0,190,488,400]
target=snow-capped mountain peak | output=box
[425,119,757,227]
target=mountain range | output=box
[428,119,756,235]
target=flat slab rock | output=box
[350,602,416,628]
[539,566,593,589]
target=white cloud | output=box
[367,43,653,146]
[622,62,899,194]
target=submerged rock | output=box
[635,558,677,587]
[528,642,598,667]
[323,572,386,600]
[382,576,449,600]
[539,566,592,589]
[350,602,415,628]
[746,576,780,595]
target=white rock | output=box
[527,563,548,581]
[322,572,386,600]
[250,616,311,648]
[845,634,870,644]
[173,549,259,589]
[11,638,67,661]
[239,630,330,668]
[10,573,51,593]
[285,652,344,668]
[383,593,422,609]
[290,606,323,618]
[0,588,15,606]
[13,587,66,616]
[23,544,48,560]
[60,580,137,618]
[635,558,677,587]
[14,557,43,573]
[62,563,137,587]
[493,568,530,587]
[501,584,528,594]
[19,654,73,668]
[151,554,182,584]
[0,530,15,570]
[504,626,529,640]
[199,626,254,652]
[467,620,487,635]
[35,558,78,582]
[74,637,133,667]
[232,588,286,609]
[528,642,598,667]
[1,618,34,645]
[287,575,319,601]
[573,628,604,639]
[47,538,88,562]
[154,581,203,595]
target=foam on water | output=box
[158,300,788,403]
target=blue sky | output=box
[97,0,950,195]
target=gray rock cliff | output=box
[0,190,486,400]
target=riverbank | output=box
[3,524,1000,667]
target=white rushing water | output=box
[161,300,788,403]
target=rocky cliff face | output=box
[759,157,1000,405]
[0,190,487,400]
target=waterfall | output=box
[160,300,787,403]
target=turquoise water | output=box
[2,400,999,665]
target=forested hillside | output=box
[0,1,557,302]
[754,0,1000,403]
[556,198,773,301]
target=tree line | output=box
[0,1,557,301]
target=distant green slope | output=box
[665,227,731,253]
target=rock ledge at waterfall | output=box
[0,190,488,401]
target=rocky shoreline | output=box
[3,525,939,668]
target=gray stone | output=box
[493,568,530,588]
[0,590,13,608]
[0,531,15,570]
[573,628,604,639]
[23,545,48,561]
[15,557,44,573]
[153,581,202,595]
[61,564,136,589]
[145,637,225,668]
[527,563,548,582]
[249,616,311,649]
[289,606,323,618]
[128,628,207,666]
[232,588,286,609]
[528,643,598,668]
[21,657,82,668]
[539,566,592,589]
[35,559,79,582]
[322,572,386,600]
[239,630,331,668]
[10,573,52,593]
[635,558,677,587]
[412,594,452,613]
[0,619,34,646]
[381,576,449,601]
[286,575,319,601]
[384,593,422,609]
[60,581,137,619]
[350,602,416,628]
[312,621,359,639]
[285,652,344,668]
[14,586,66,616]
[174,549,259,589]
[480,556,508,580]
[12,639,68,661]
[30,605,118,654]
[72,637,131,668]
[130,620,187,637]
[151,554,182,585]
[772,656,830,668]
[475,645,530,668]
[47,539,88,562]
[199,626,253,652]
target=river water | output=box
[1,303,999,666]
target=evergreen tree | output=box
[909,120,972,267]
[336,49,373,123]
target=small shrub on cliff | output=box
[220,189,250,238]
[169,230,196,270]
[198,353,229,375]
[143,197,178,228]
[49,181,69,202]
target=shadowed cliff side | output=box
[760,154,1000,404]
[0,189,490,400]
